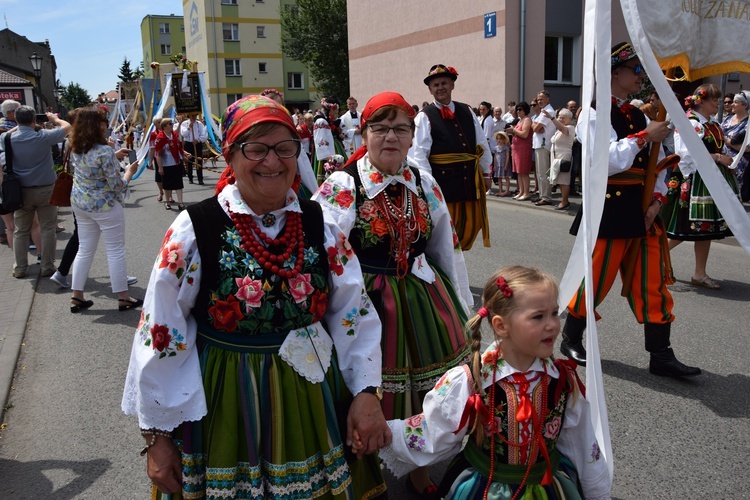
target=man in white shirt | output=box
[492,106,508,136]
[339,97,362,156]
[179,114,208,185]
[531,90,556,205]
[408,64,492,250]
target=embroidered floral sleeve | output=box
[122,212,207,431]
[419,168,473,308]
[312,172,358,235]
[379,365,474,478]
[319,209,382,396]
[555,382,612,499]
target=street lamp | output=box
[29,52,43,112]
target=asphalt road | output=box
[0,172,748,499]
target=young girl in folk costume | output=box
[376,266,611,499]
[493,131,512,197]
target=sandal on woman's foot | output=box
[118,298,144,311]
[405,475,438,499]
[165,202,172,210]
[178,203,186,210]
[157,194,163,202]
[70,297,94,313]
[691,275,720,290]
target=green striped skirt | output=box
[154,333,385,499]
[364,258,470,420]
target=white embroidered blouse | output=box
[311,155,473,309]
[378,342,612,499]
[121,184,383,431]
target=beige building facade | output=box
[348,1,749,112]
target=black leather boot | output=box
[644,323,701,377]
[560,314,587,366]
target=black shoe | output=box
[649,348,702,377]
[70,297,94,313]
[560,340,587,366]
[198,181,205,185]
[189,179,194,184]
[118,298,144,311]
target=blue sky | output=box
[1,0,183,98]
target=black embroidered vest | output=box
[187,197,329,336]
[424,102,479,203]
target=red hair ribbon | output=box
[477,307,489,318]
[496,276,513,298]
[453,393,492,435]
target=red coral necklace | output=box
[227,203,305,279]
[372,184,421,279]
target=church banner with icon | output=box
[171,72,201,114]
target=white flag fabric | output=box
[557,0,615,481]
[628,0,750,80]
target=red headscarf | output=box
[216,95,299,194]
[344,91,416,168]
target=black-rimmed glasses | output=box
[234,139,301,161]
[367,124,413,138]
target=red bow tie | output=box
[612,96,635,115]
[440,106,455,120]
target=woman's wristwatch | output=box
[361,386,383,401]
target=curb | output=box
[0,243,38,424]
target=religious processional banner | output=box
[171,72,202,114]
[621,0,750,254]
[634,0,750,80]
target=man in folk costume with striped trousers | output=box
[409,64,492,250]
[561,42,701,378]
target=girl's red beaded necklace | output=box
[226,202,305,279]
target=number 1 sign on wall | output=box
[484,12,496,38]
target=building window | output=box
[180,24,185,32]
[161,44,172,56]
[544,35,578,84]
[257,26,266,38]
[256,0,265,3]
[287,72,304,90]
[223,23,239,41]
[259,63,267,73]
[182,46,186,53]
[221,0,238,4]
[159,23,170,34]
[225,59,241,76]
[227,93,243,105]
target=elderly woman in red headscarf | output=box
[312,91,473,496]
[123,95,389,499]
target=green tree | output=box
[118,57,136,83]
[280,0,349,100]
[60,83,92,110]
[134,61,145,80]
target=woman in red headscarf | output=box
[123,95,389,499]
[313,91,473,496]
[153,118,188,210]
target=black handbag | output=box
[559,160,572,173]
[0,133,23,215]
